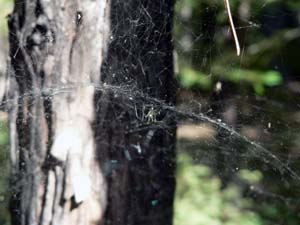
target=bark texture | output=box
[8,0,109,224]
[7,0,176,225]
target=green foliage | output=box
[238,170,263,183]
[215,67,282,95]
[0,0,13,36]
[179,68,212,90]
[0,119,10,225]
[0,123,8,146]
[174,153,264,225]
[174,0,300,95]
[178,67,282,95]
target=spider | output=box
[145,106,157,124]
[134,105,158,124]
[224,0,240,56]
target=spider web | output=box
[0,0,300,224]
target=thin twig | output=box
[224,0,241,56]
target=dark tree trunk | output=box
[7,0,176,225]
[98,1,177,225]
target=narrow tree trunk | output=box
[98,1,177,225]
[7,0,176,225]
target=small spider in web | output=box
[145,106,158,124]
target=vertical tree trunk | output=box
[7,0,176,224]
[8,0,109,224]
[98,1,177,225]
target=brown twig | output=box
[224,0,240,56]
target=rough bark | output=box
[8,0,109,224]
[7,0,176,225]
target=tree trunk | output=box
[0,36,7,105]
[7,0,176,225]
[98,1,177,224]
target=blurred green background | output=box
[174,0,300,224]
[0,0,13,224]
[1,0,300,224]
